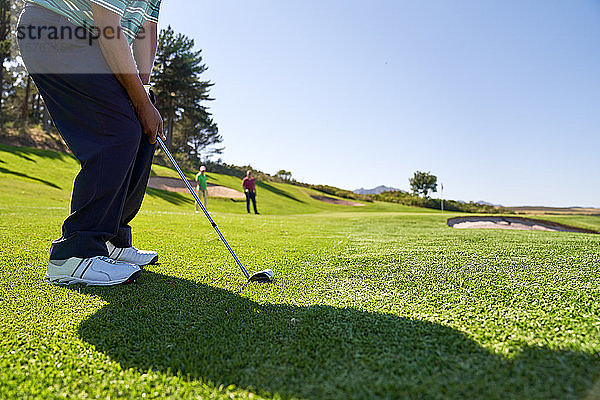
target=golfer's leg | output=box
[31,73,143,259]
[252,192,258,214]
[195,185,200,212]
[246,193,251,213]
[202,190,207,206]
[18,7,143,259]
[110,136,156,248]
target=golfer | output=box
[195,166,208,212]
[242,170,259,214]
[17,0,163,286]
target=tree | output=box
[409,171,438,198]
[174,111,223,168]
[0,0,18,114]
[0,0,10,113]
[151,26,221,157]
[1,0,29,120]
[275,170,292,182]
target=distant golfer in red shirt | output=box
[242,170,259,214]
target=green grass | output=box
[530,215,600,233]
[1,144,600,399]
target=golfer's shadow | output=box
[71,272,599,399]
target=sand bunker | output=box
[310,194,365,207]
[148,177,245,200]
[448,216,597,234]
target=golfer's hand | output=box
[137,101,164,144]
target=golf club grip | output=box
[156,137,251,279]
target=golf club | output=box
[156,137,274,283]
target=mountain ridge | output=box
[354,185,400,195]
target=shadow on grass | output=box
[71,272,599,399]
[0,143,72,161]
[0,167,62,189]
[257,181,304,203]
[145,187,194,206]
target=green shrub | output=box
[372,190,511,213]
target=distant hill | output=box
[476,200,504,207]
[354,186,400,195]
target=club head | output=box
[248,269,275,283]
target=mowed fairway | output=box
[1,144,600,399]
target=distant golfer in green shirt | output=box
[195,166,208,212]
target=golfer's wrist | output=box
[128,83,151,108]
[132,91,152,110]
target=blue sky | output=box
[159,1,600,207]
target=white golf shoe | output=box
[106,242,159,266]
[46,256,141,286]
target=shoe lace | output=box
[98,256,121,265]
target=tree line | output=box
[0,0,222,165]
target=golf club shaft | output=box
[156,137,251,279]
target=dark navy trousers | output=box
[18,4,155,260]
[245,191,258,214]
